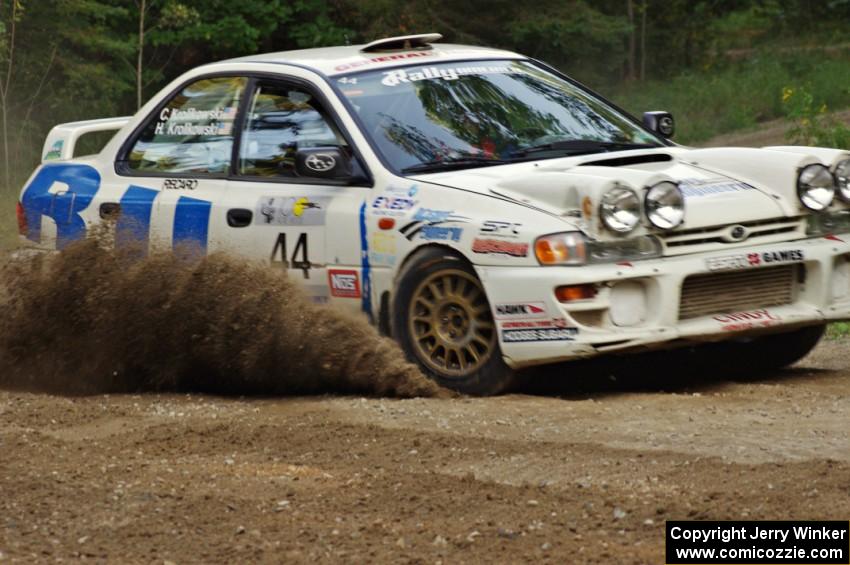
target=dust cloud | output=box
[0,238,444,398]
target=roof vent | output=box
[361,33,443,53]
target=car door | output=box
[114,76,248,253]
[218,77,372,311]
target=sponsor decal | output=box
[712,308,782,332]
[705,249,804,271]
[386,184,419,198]
[371,195,416,217]
[414,208,453,222]
[494,302,548,320]
[472,238,529,257]
[480,220,521,238]
[762,249,805,263]
[43,139,63,161]
[381,65,514,87]
[369,231,397,266]
[399,208,470,241]
[419,225,463,242]
[502,327,578,343]
[257,196,329,226]
[328,269,361,298]
[500,319,568,329]
[678,178,755,198]
[334,51,434,72]
[303,284,330,305]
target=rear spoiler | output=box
[41,116,132,163]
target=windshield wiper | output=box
[510,139,660,158]
[401,156,512,174]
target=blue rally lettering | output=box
[21,164,101,248]
[173,195,212,253]
[116,185,158,250]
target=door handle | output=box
[227,208,253,228]
[99,202,121,219]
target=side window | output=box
[126,76,246,175]
[239,83,346,177]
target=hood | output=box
[411,145,850,240]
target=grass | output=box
[609,49,850,144]
[0,191,19,251]
[826,322,850,340]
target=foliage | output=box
[827,322,850,340]
[613,49,850,144]
[3,0,850,197]
[783,85,850,149]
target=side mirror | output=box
[295,147,353,180]
[643,111,675,139]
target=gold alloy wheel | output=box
[407,269,496,378]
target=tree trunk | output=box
[640,0,647,81]
[1,0,19,192]
[136,0,145,110]
[626,0,637,80]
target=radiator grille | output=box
[661,217,805,256]
[679,265,796,320]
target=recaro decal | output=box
[21,164,101,248]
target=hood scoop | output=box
[579,153,673,167]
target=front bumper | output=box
[476,234,850,369]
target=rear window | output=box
[125,76,246,175]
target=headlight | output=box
[835,159,850,202]
[645,181,685,230]
[797,164,835,211]
[535,232,661,266]
[600,186,641,233]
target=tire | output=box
[695,324,826,374]
[391,247,515,395]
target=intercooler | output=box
[678,265,797,320]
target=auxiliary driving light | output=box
[835,159,850,202]
[600,186,641,233]
[797,163,835,211]
[645,181,685,230]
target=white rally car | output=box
[18,34,850,394]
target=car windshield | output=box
[336,59,663,173]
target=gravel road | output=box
[2,339,849,563]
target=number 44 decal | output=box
[271,232,312,278]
